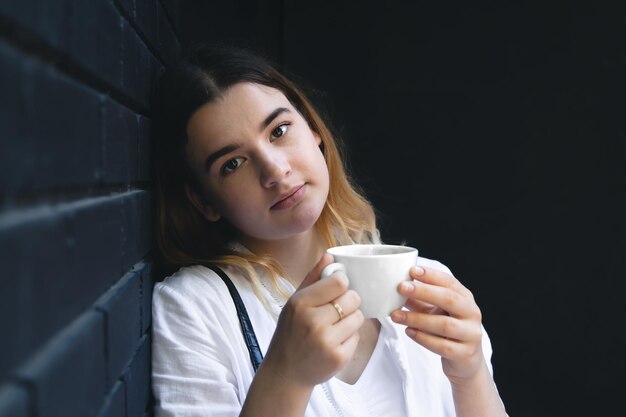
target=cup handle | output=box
[320,262,348,283]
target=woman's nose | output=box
[259,150,291,187]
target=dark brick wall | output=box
[0,1,180,416]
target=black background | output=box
[177,1,626,415]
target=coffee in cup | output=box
[321,244,418,319]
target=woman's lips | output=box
[271,185,306,210]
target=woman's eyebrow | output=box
[260,107,290,132]
[205,144,239,172]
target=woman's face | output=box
[185,82,330,245]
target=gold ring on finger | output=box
[332,302,344,320]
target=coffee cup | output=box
[320,244,418,319]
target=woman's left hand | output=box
[390,266,485,384]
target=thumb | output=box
[297,253,334,291]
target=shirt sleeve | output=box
[152,282,243,417]
[481,325,495,376]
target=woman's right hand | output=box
[261,254,364,388]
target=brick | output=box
[0,42,22,194]
[146,51,163,108]
[115,0,135,20]
[69,195,125,289]
[134,0,159,51]
[122,335,151,417]
[102,97,139,184]
[24,62,102,188]
[136,261,154,334]
[0,384,29,417]
[121,191,152,272]
[0,40,101,194]
[69,0,123,89]
[95,271,141,390]
[0,0,71,53]
[121,20,156,107]
[97,381,125,417]
[0,207,71,379]
[0,0,124,92]
[156,1,181,65]
[159,0,181,35]
[137,115,152,182]
[16,311,106,417]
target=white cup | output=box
[321,244,418,319]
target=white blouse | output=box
[334,323,407,416]
[151,256,496,417]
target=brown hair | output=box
[152,44,378,301]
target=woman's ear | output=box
[314,132,322,146]
[185,184,221,222]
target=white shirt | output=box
[334,323,406,416]
[151,256,496,417]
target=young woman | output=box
[151,44,508,417]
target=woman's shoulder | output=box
[152,264,246,329]
[153,264,232,304]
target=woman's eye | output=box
[270,123,289,140]
[221,157,245,175]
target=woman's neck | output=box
[240,229,326,287]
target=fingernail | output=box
[400,281,415,293]
[337,271,349,286]
[391,311,406,323]
[413,266,425,276]
[406,328,417,338]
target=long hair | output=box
[152,44,379,303]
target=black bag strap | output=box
[207,264,264,372]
